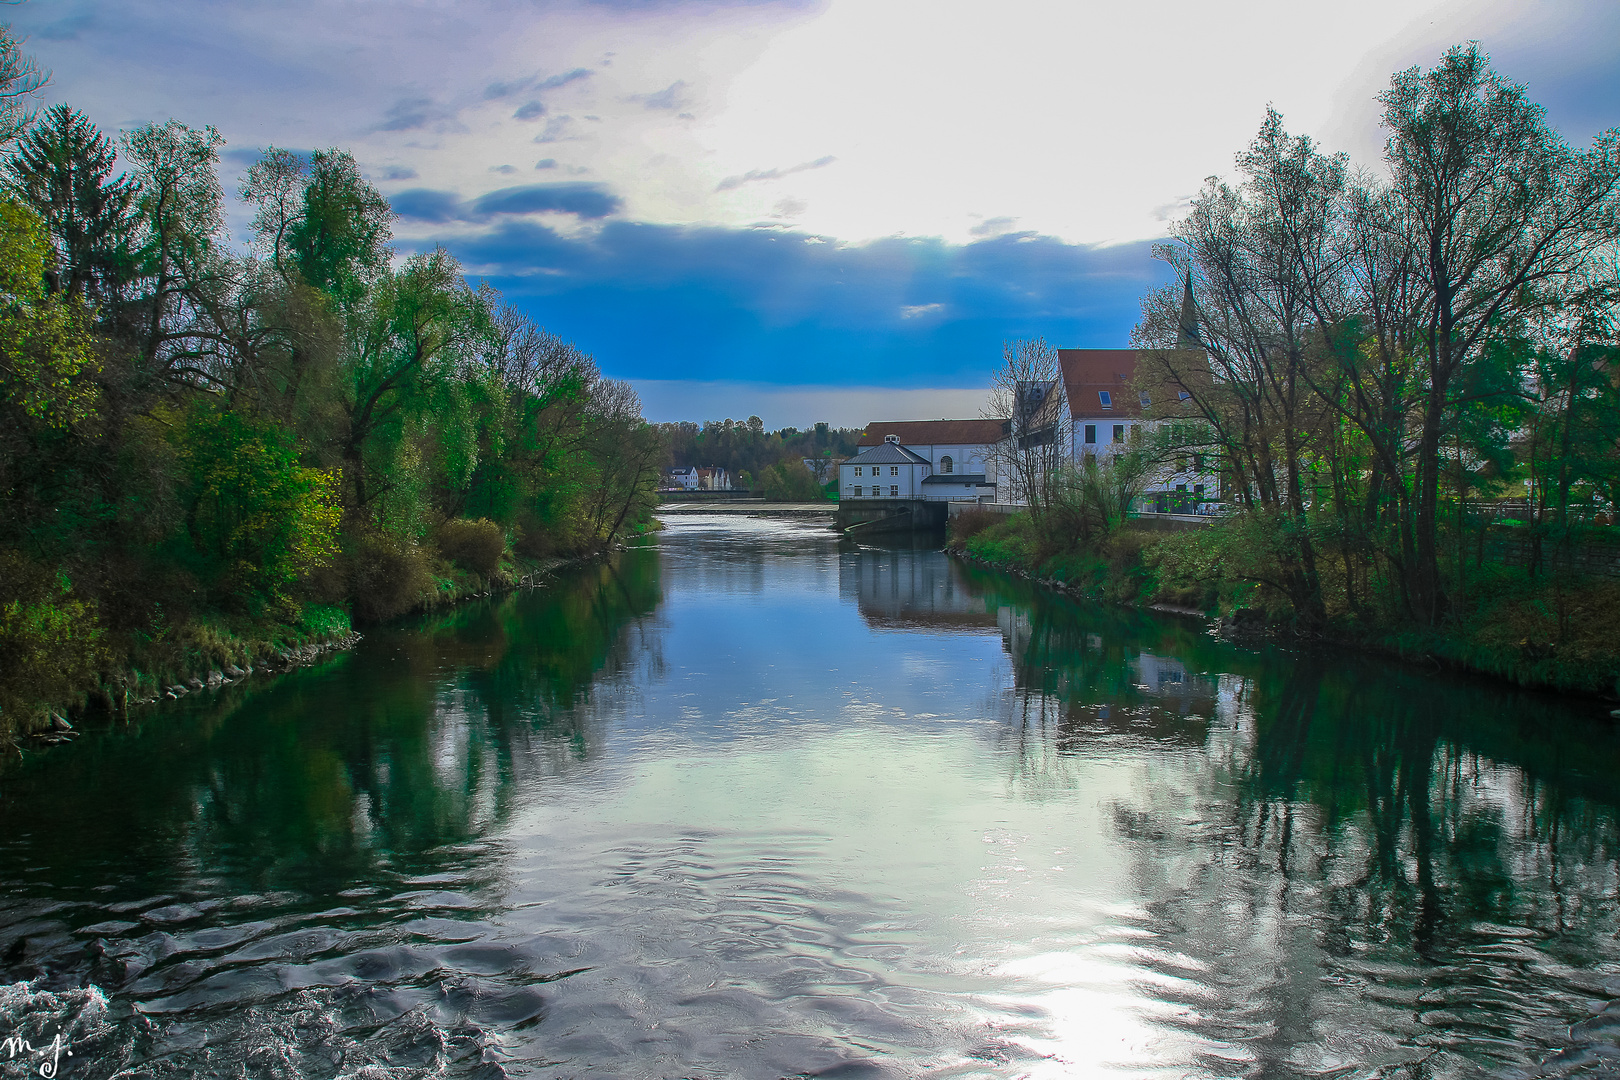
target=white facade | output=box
[852,420,1006,501]
[839,436,931,498]
[665,466,700,490]
[665,466,731,491]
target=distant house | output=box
[665,466,731,491]
[695,466,730,491]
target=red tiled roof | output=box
[1058,349,1208,420]
[856,418,1009,447]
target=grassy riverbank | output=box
[947,509,1620,699]
[0,533,602,746]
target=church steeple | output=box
[1176,269,1199,349]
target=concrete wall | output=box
[837,498,948,534]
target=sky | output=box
[9,0,1620,427]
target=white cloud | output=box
[899,303,944,319]
[12,0,1597,252]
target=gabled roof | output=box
[848,441,931,465]
[1058,348,1209,420]
[857,418,1009,447]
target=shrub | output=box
[437,517,506,577]
[946,508,1003,551]
[760,460,822,501]
[964,514,1037,567]
[0,551,106,734]
[348,530,435,623]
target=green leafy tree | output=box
[1380,45,1620,621]
[172,400,342,610]
[340,247,480,514]
[0,197,98,427]
[290,150,391,307]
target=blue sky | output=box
[10,0,1619,426]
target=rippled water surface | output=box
[4,515,1620,1079]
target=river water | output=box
[2,515,1619,1079]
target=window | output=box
[1084,424,1096,444]
[1192,453,1203,471]
[1139,392,1151,408]
[890,485,898,497]
[1099,390,1112,410]
[853,486,861,497]
[1112,425,1125,444]
[890,466,898,476]
[1176,483,1187,492]
[854,466,862,476]
[1178,390,1191,402]
[940,455,954,473]
[1194,484,1205,496]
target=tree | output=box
[985,337,1067,521]
[0,197,98,428]
[120,120,227,376]
[0,26,46,145]
[1379,44,1620,621]
[172,400,342,610]
[289,150,391,307]
[5,104,137,303]
[339,247,479,513]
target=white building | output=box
[840,435,931,498]
[665,466,700,490]
[665,465,731,491]
[851,419,1003,502]
[1058,349,1222,512]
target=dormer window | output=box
[1178,390,1191,402]
[1098,391,1112,410]
[1139,392,1151,408]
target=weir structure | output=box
[835,498,948,537]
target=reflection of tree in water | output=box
[0,551,664,907]
[954,563,1223,767]
[956,561,1620,1074]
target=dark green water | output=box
[3,515,1620,1079]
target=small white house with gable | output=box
[840,435,932,498]
[851,419,1003,502]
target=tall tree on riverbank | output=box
[1380,46,1620,622]
[1136,45,1620,628]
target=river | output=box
[2,515,1618,1079]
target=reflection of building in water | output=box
[841,550,1003,631]
[1132,651,1220,715]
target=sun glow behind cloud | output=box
[11,0,1617,423]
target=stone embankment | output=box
[25,632,366,746]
